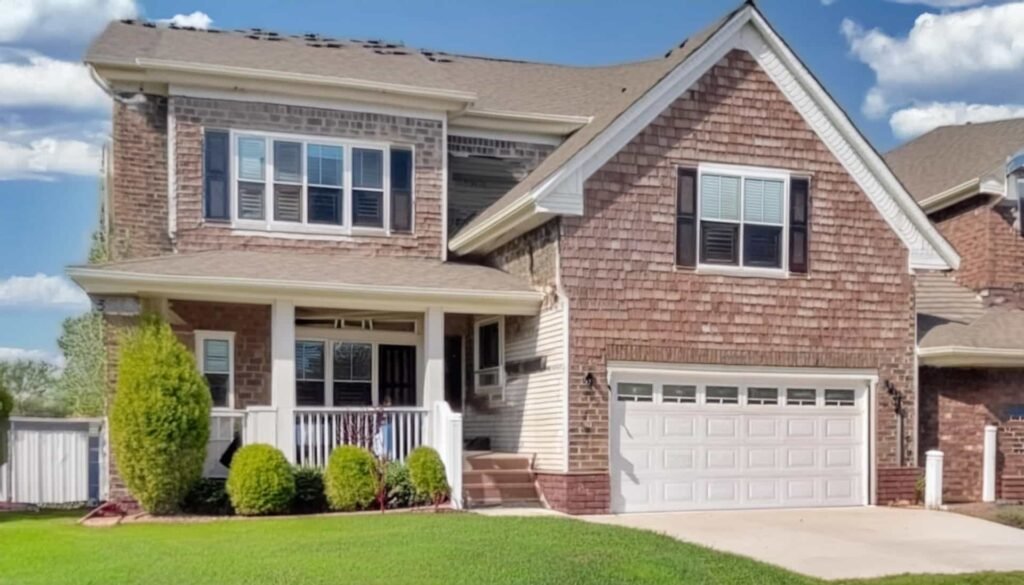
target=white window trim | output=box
[224,128,415,237]
[695,162,792,278]
[195,330,235,411]
[473,316,505,397]
[296,338,376,408]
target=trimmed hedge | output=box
[292,466,329,514]
[110,315,211,514]
[226,444,295,516]
[324,445,377,511]
[183,478,233,516]
[385,461,427,509]
[407,447,449,505]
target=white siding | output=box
[465,304,566,471]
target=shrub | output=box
[226,444,295,516]
[385,461,427,509]
[292,466,328,514]
[110,315,211,514]
[324,445,377,511]
[0,384,10,466]
[183,478,233,516]
[407,446,449,507]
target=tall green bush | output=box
[324,445,377,511]
[226,444,295,516]
[0,383,11,466]
[407,446,449,507]
[110,315,211,514]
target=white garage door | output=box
[611,367,869,513]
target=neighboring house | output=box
[887,119,1024,503]
[70,2,960,515]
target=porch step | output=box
[464,483,541,507]
[464,451,532,471]
[464,469,534,485]
[462,452,540,508]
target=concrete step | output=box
[463,451,532,471]
[464,482,541,505]
[463,469,534,485]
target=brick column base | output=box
[535,472,610,515]
[877,467,922,505]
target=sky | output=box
[1,0,1022,364]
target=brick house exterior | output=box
[79,4,959,514]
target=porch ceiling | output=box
[67,250,543,315]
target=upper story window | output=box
[474,317,505,394]
[676,164,809,275]
[203,129,414,236]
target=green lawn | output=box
[1,511,1022,585]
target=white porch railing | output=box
[293,407,428,468]
[432,401,463,509]
[205,411,245,478]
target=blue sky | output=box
[1,0,1022,363]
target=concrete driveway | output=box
[585,507,1024,580]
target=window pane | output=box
[700,221,739,265]
[787,388,817,406]
[333,342,371,381]
[204,130,230,220]
[203,339,230,373]
[238,137,265,181]
[390,148,413,191]
[706,386,739,404]
[748,387,778,405]
[663,385,696,403]
[353,148,383,189]
[295,341,324,380]
[274,184,302,222]
[307,145,342,186]
[825,389,856,406]
[308,186,342,225]
[353,190,383,227]
[700,174,740,221]
[479,322,500,369]
[237,181,265,220]
[296,381,325,406]
[206,373,230,407]
[333,382,372,406]
[617,383,653,402]
[391,190,412,232]
[743,224,782,268]
[744,178,784,224]
[274,141,302,183]
[390,149,413,233]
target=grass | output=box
[1,511,1023,585]
[950,503,1024,530]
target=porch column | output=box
[271,300,296,463]
[423,307,445,410]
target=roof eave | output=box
[919,177,1006,214]
[918,345,1024,368]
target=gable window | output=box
[203,129,413,235]
[676,164,809,275]
[195,331,234,409]
[474,317,504,392]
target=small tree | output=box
[110,315,211,514]
[0,383,12,466]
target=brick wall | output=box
[102,310,140,509]
[170,300,272,408]
[558,50,917,509]
[919,367,1024,502]
[931,196,1024,295]
[535,473,609,515]
[877,467,922,505]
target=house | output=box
[70,2,961,515]
[887,119,1024,503]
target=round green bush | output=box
[292,466,328,514]
[110,315,211,514]
[385,460,428,509]
[324,445,377,511]
[407,446,449,505]
[226,444,295,516]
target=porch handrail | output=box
[293,407,428,467]
[293,406,428,413]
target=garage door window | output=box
[825,389,855,407]
[747,387,778,405]
[663,385,697,404]
[706,386,739,404]
[787,388,817,406]
[617,383,653,402]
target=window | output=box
[195,331,234,409]
[676,164,810,274]
[824,389,855,407]
[295,341,326,406]
[333,342,372,406]
[203,130,414,234]
[474,318,504,390]
[706,386,739,405]
[787,388,817,406]
[663,385,697,404]
[617,383,653,402]
[747,387,779,405]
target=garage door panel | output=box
[705,480,739,503]
[663,481,696,503]
[706,417,737,438]
[663,415,698,438]
[622,414,654,439]
[746,418,779,439]
[746,447,777,469]
[747,479,779,502]
[786,418,817,438]
[786,448,817,468]
[824,447,855,469]
[664,448,696,471]
[706,448,739,470]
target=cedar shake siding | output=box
[559,49,917,494]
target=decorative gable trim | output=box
[450,5,960,271]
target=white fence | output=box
[293,407,428,468]
[1,417,106,506]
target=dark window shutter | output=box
[676,167,698,268]
[789,177,810,274]
[203,130,230,220]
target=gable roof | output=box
[885,118,1024,206]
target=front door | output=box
[444,335,464,411]
[379,345,416,406]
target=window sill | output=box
[215,220,402,239]
[693,265,789,279]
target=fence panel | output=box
[0,417,105,506]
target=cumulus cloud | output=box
[0,0,137,43]
[0,274,90,310]
[890,102,1024,139]
[0,138,102,181]
[0,347,65,367]
[157,11,213,29]
[0,50,108,111]
[888,0,984,6]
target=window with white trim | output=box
[203,129,413,235]
[474,317,504,392]
[747,387,779,406]
[195,331,234,409]
[787,388,817,406]
[824,389,856,407]
[706,386,739,405]
[333,342,373,406]
[699,170,786,269]
[617,383,653,402]
[663,384,696,404]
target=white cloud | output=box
[0,138,102,181]
[0,0,137,43]
[0,274,90,310]
[0,49,108,111]
[888,0,984,7]
[842,2,1024,119]
[890,101,1024,139]
[157,11,213,30]
[0,347,65,368]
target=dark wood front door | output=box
[379,345,416,406]
[444,335,464,411]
